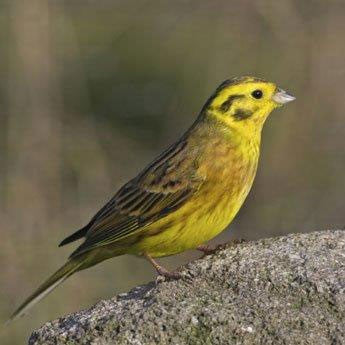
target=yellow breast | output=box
[131,137,259,258]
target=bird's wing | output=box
[70,139,203,258]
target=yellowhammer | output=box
[10,76,295,320]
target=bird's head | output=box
[203,76,295,134]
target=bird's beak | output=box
[272,88,296,105]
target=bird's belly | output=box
[129,151,258,258]
[131,183,252,258]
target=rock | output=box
[28,230,345,345]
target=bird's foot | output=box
[197,239,246,258]
[155,266,183,280]
[144,252,182,280]
[196,244,218,256]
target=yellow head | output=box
[203,76,295,134]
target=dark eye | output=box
[251,89,263,99]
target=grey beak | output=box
[272,88,296,104]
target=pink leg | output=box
[197,239,246,256]
[144,253,182,279]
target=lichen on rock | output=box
[28,230,345,345]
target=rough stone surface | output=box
[29,230,345,345]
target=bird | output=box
[10,76,295,320]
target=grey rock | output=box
[28,230,345,345]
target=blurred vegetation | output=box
[1,1,345,344]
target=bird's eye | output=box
[251,90,263,99]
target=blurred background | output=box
[1,0,345,343]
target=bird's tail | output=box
[9,256,87,322]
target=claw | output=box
[144,252,182,280]
[197,239,246,257]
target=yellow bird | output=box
[10,76,295,320]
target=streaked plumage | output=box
[10,76,295,320]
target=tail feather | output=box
[9,257,85,321]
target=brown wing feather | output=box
[70,138,202,258]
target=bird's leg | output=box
[197,244,217,256]
[197,239,246,257]
[144,253,182,279]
